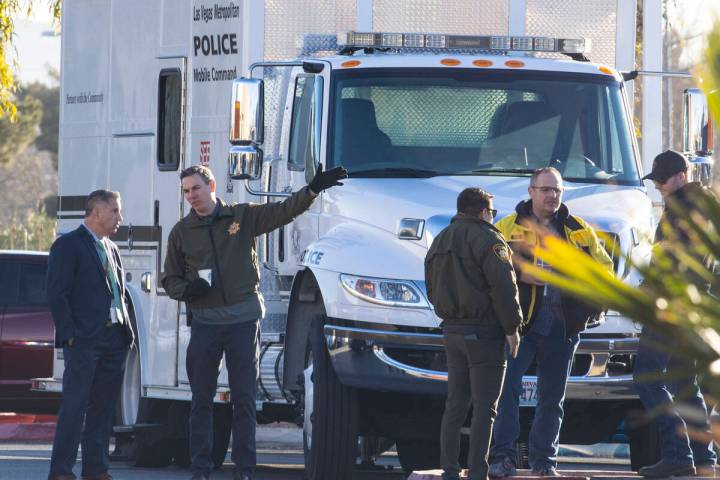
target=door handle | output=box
[128,223,134,251]
[141,272,152,292]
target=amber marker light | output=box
[473,59,493,67]
[505,60,525,68]
[598,66,615,76]
[233,101,241,139]
[440,58,461,66]
[341,60,361,68]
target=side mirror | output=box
[684,88,713,155]
[684,88,714,186]
[228,145,263,180]
[230,78,264,145]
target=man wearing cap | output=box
[633,149,717,477]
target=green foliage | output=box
[0,210,56,251]
[0,93,42,164]
[0,0,61,119]
[527,192,720,393]
[18,75,59,165]
[529,22,720,400]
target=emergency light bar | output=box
[337,31,590,55]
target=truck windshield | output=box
[329,68,640,185]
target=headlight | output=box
[339,274,430,308]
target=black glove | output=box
[184,278,211,301]
[308,164,348,194]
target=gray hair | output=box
[85,190,121,217]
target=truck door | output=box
[266,68,326,277]
[154,58,187,387]
[255,65,326,347]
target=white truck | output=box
[34,0,715,477]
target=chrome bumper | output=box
[324,324,638,400]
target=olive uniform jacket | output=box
[162,187,315,313]
[496,200,613,337]
[424,215,523,336]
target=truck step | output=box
[111,423,170,462]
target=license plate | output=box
[520,379,538,407]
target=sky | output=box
[11,7,60,86]
[665,0,720,68]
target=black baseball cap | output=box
[642,149,688,182]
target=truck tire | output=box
[118,344,173,467]
[396,439,441,473]
[515,440,529,469]
[628,418,661,471]
[303,315,358,480]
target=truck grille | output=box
[381,347,634,378]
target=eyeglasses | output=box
[531,186,563,195]
[487,208,498,218]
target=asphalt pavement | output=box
[0,441,406,479]
[0,418,633,480]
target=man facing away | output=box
[162,164,346,480]
[632,149,716,478]
[47,190,134,480]
[425,187,523,480]
[489,167,613,477]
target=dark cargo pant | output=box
[441,331,507,480]
[187,321,259,477]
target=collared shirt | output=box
[527,213,563,336]
[83,223,124,323]
[82,222,101,242]
[195,200,221,224]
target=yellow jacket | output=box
[495,200,613,336]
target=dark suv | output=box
[0,250,60,412]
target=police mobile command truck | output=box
[35,1,714,478]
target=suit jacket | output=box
[46,225,133,347]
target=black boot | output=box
[639,459,696,478]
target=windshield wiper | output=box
[468,168,536,174]
[347,167,442,178]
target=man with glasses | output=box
[425,187,523,480]
[489,167,613,477]
[632,150,716,478]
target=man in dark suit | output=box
[47,190,133,480]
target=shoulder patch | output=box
[493,243,511,264]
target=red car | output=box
[0,250,61,412]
